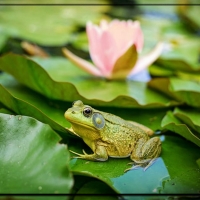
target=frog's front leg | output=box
[70,144,108,161]
[125,137,161,172]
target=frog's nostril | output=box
[72,111,75,114]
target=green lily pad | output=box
[197,158,200,169]
[161,111,200,147]
[74,180,117,199]
[174,107,200,135]
[0,73,70,137]
[0,30,8,52]
[0,107,14,114]
[68,134,200,194]
[170,78,200,108]
[149,64,174,77]
[160,130,200,195]
[0,53,180,108]
[69,32,89,52]
[138,14,200,69]
[0,73,167,137]
[71,175,116,196]
[0,2,109,46]
[137,0,177,16]
[149,78,200,108]
[1,75,200,195]
[177,1,200,33]
[0,113,73,196]
[161,168,200,194]
[157,34,200,71]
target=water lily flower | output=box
[63,19,163,80]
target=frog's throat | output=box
[70,120,97,131]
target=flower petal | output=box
[87,21,117,76]
[108,20,144,54]
[111,44,138,79]
[86,22,104,71]
[86,20,144,77]
[62,48,102,76]
[128,20,144,53]
[129,42,164,76]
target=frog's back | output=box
[102,111,148,134]
[98,111,149,157]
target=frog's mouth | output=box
[69,120,97,131]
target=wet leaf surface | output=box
[149,78,200,108]
[0,73,167,135]
[0,2,109,46]
[0,113,73,198]
[0,73,70,137]
[69,135,200,194]
[0,1,200,195]
[161,110,200,147]
[0,54,180,108]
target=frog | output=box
[64,100,161,172]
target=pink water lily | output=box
[63,19,163,80]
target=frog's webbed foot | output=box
[124,158,157,173]
[69,149,96,160]
[69,146,108,161]
[127,136,161,173]
[124,164,142,173]
[124,161,145,172]
[69,149,91,159]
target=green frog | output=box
[64,100,161,172]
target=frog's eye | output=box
[92,113,105,130]
[83,107,92,117]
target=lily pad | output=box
[160,135,200,194]
[138,14,200,69]
[149,78,200,108]
[177,1,200,34]
[149,64,174,77]
[71,175,116,197]
[174,107,200,135]
[74,180,117,199]
[0,73,167,137]
[197,158,200,169]
[161,111,200,147]
[0,53,181,108]
[161,168,200,194]
[0,30,8,52]
[0,113,73,197]
[0,73,70,137]
[137,0,177,16]
[0,107,14,114]
[1,75,200,195]
[0,2,109,46]
[170,78,200,108]
[68,134,200,194]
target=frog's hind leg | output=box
[125,137,161,172]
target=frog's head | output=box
[64,100,105,135]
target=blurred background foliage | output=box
[0,0,200,199]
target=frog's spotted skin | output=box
[64,100,161,172]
